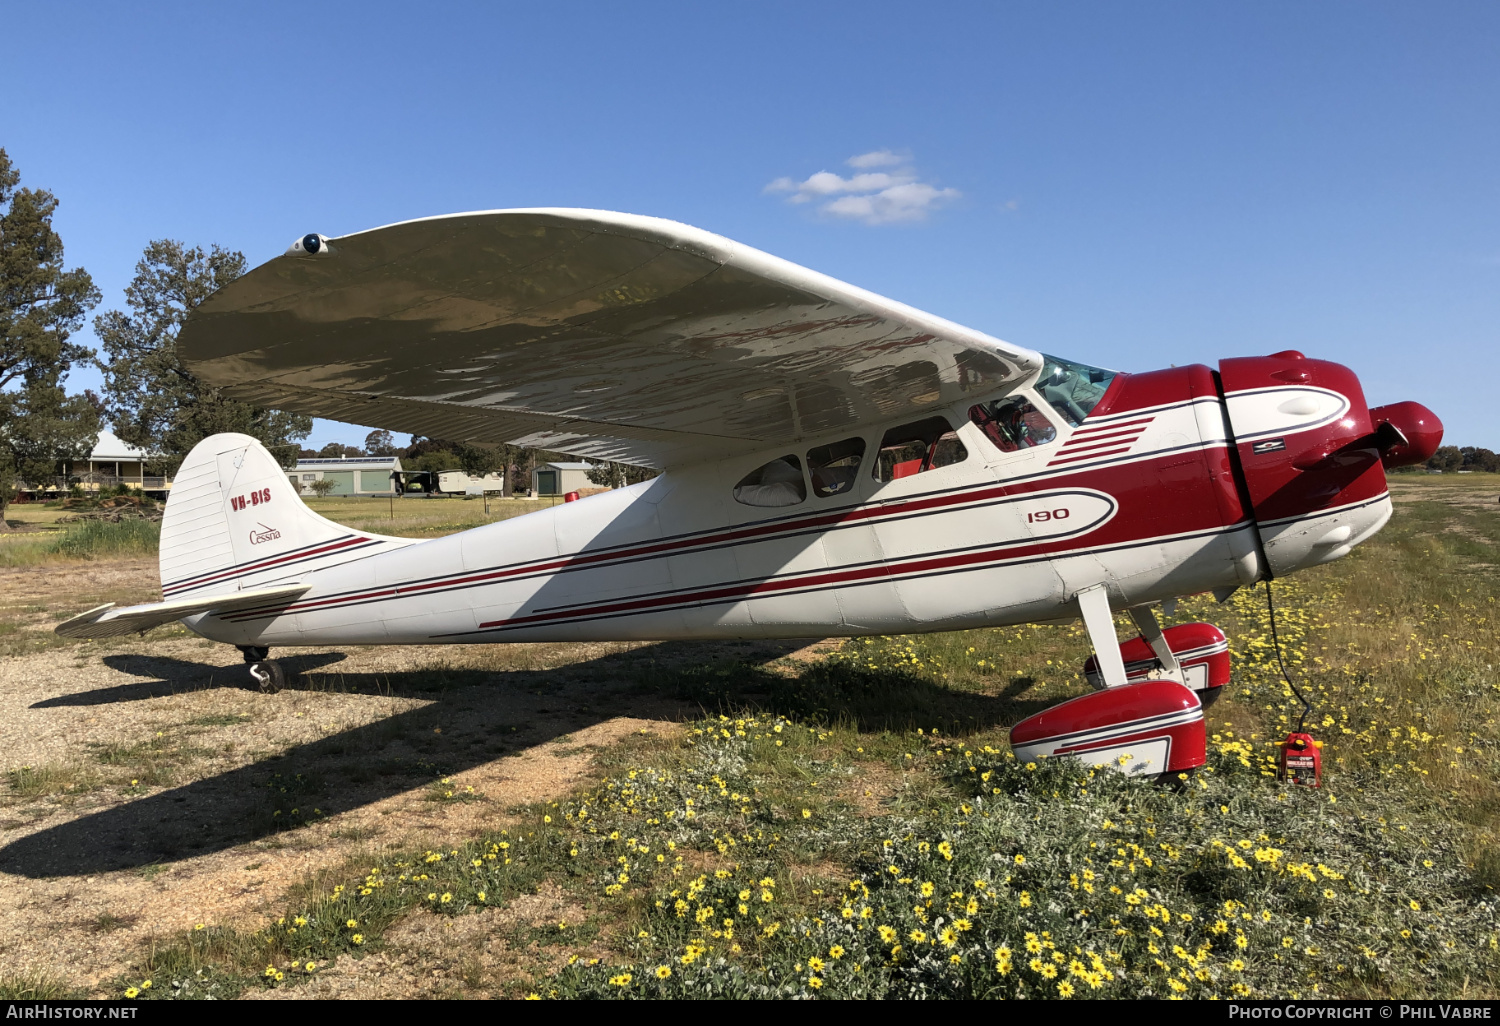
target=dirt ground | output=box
[0,564,810,996]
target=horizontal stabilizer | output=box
[53,584,310,639]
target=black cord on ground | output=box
[1265,580,1312,734]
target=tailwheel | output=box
[240,646,284,693]
[248,660,285,693]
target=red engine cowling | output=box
[1219,351,1441,577]
[1009,679,1206,777]
[1082,622,1230,703]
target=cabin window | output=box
[806,437,866,498]
[733,455,807,507]
[1036,354,1116,426]
[872,416,968,483]
[969,397,1057,453]
[301,474,317,481]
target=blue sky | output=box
[4,1,1496,448]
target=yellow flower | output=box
[1409,900,1421,911]
[879,926,898,943]
[305,962,316,972]
[807,976,823,990]
[352,934,364,945]
[802,809,812,819]
[1058,981,1074,997]
[655,966,672,979]
[346,919,358,928]
[829,946,845,959]
[1014,854,1026,865]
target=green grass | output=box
[0,972,82,999]
[0,518,159,566]
[4,762,100,801]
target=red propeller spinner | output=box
[1369,400,1444,470]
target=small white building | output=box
[293,456,403,496]
[437,470,507,495]
[532,461,594,496]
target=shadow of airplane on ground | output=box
[30,653,350,708]
[1,641,1059,879]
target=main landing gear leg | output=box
[1127,604,1186,687]
[1076,584,1128,689]
[239,645,285,693]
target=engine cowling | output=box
[1219,350,1440,577]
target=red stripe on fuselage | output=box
[162,535,373,596]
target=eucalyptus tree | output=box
[0,148,101,528]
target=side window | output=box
[969,397,1058,454]
[872,416,968,484]
[806,437,866,498]
[733,455,807,507]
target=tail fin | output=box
[160,433,409,599]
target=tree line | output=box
[0,148,655,525]
[1422,446,1500,474]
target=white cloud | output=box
[846,149,906,169]
[764,152,958,225]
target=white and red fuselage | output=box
[167,350,1439,650]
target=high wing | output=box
[54,584,311,639]
[178,209,1042,468]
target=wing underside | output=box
[179,209,1042,467]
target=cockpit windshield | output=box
[1035,354,1117,427]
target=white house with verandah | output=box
[47,431,171,498]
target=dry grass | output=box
[302,495,566,539]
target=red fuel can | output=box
[1278,732,1322,787]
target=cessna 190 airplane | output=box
[57,209,1443,778]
